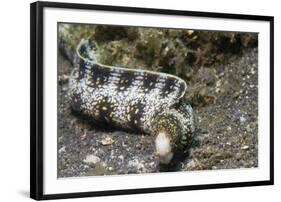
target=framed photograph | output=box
[30,1,274,200]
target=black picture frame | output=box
[30,1,274,200]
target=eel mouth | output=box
[155,132,174,164]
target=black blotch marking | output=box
[78,59,87,79]
[117,72,135,91]
[97,96,113,124]
[143,73,158,92]
[79,43,87,58]
[89,64,110,87]
[78,40,97,61]
[161,78,177,97]
[127,101,145,131]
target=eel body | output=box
[68,38,194,164]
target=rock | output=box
[118,155,124,161]
[250,67,256,75]
[246,124,252,132]
[236,152,243,160]
[59,146,66,154]
[187,30,194,35]
[241,145,249,150]
[101,136,114,145]
[240,116,246,123]
[83,155,101,165]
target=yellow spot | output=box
[102,106,108,110]
[135,109,139,114]
[127,114,131,121]
[102,98,106,102]
[134,120,138,125]
[125,79,129,83]
[120,80,124,84]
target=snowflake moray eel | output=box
[68,38,194,164]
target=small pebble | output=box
[246,125,252,132]
[240,116,246,123]
[101,137,114,145]
[241,145,249,150]
[250,68,256,74]
[187,30,194,35]
[83,155,100,165]
[59,146,66,154]
[118,155,124,161]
